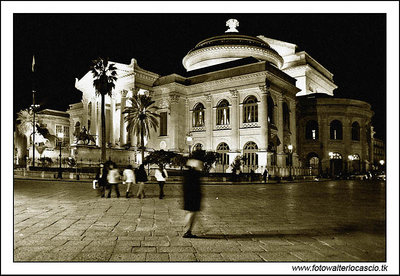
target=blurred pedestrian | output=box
[182,158,203,238]
[263,168,269,183]
[136,164,148,199]
[154,164,168,199]
[123,164,135,198]
[96,163,109,198]
[107,163,121,198]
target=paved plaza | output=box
[13,178,386,262]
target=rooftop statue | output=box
[225,19,239,33]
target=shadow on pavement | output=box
[196,223,385,240]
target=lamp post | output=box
[379,160,385,171]
[288,144,293,180]
[329,152,334,177]
[348,155,354,174]
[186,134,193,156]
[57,132,64,179]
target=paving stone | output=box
[73,251,113,262]
[221,252,264,262]
[258,251,302,262]
[145,253,170,261]
[109,253,146,261]
[168,253,197,262]
[195,253,225,262]
[157,246,195,253]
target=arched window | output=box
[283,102,290,130]
[243,96,258,123]
[267,95,274,124]
[216,142,230,165]
[330,120,343,140]
[305,120,319,140]
[351,121,360,141]
[216,100,230,125]
[243,141,258,169]
[193,103,205,127]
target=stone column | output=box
[96,101,101,146]
[276,95,285,167]
[229,89,239,152]
[119,90,127,147]
[320,117,329,174]
[170,94,180,151]
[90,98,96,136]
[205,93,213,151]
[82,98,88,130]
[289,99,298,167]
[258,85,269,172]
[109,97,115,147]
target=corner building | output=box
[70,20,374,176]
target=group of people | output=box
[95,162,168,199]
[94,158,204,239]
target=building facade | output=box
[17,19,379,176]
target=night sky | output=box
[13,13,386,139]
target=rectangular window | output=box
[160,112,167,136]
[63,126,70,146]
[55,125,63,146]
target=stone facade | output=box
[16,20,380,177]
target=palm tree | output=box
[16,109,33,143]
[90,57,118,163]
[123,90,160,163]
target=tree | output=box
[144,150,178,168]
[123,89,160,163]
[190,149,219,173]
[90,57,118,163]
[16,109,33,147]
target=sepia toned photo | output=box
[3,1,398,275]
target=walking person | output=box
[136,164,148,199]
[182,158,203,238]
[107,163,121,198]
[96,163,109,198]
[154,164,168,199]
[123,164,135,198]
[263,168,269,183]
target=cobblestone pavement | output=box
[13,178,386,262]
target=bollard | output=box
[70,173,74,179]
[41,171,45,178]
[76,174,80,180]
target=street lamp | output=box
[348,155,354,174]
[329,152,334,177]
[57,132,64,179]
[288,144,293,180]
[186,134,193,156]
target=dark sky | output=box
[13,13,386,139]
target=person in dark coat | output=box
[182,159,203,238]
[262,168,269,183]
[136,164,148,199]
[95,163,109,198]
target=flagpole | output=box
[31,55,39,168]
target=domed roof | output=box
[183,19,284,71]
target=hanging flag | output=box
[32,55,35,72]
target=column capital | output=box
[204,93,212,102]
[259,85,270,95]
[229,89,239,98]
[81,98,89,106]
[169,94,180,103]
[120,89,128,98]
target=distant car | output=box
[375,172,386,181]
[349,173,369,180]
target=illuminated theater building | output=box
[20,19,377,177]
